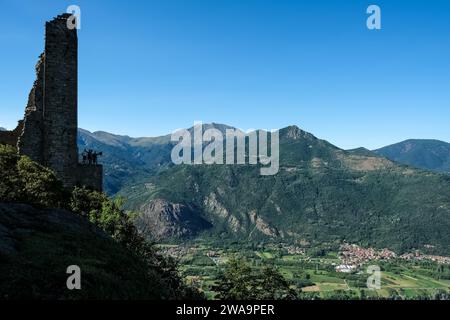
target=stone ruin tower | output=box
[0,14,102,191]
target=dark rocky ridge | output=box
[0,203,107,256]
[0,203,186,299]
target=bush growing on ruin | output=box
[17,156,68,208]
[0,145,22,202]
[0,144,67,207]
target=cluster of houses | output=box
[399,252,450,265]
[206,250,223,265]
[336,244,396,273]
[284,245,306,255]
[159,245,197,259]
[335,244,450,272]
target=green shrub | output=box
[70,187,143,251]
[0,145,67,207]
[17,156,67,207]
[0,145,22,202]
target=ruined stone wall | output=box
[0,121,24,147]
[41,14,79,187]
[76,164,103,191]
[5,13,103,191]
[17,54,45,162]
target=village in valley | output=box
[335,244,450,273]
[161,242,450,273]
[157,240,450,299]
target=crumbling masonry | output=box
[0,14,102,191]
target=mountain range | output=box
[78,125,450,255]
[78,126,450,195]
[77,124,238,194]
[374,140,450,173]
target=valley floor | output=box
[157,240,450,300]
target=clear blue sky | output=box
[0,0,449,149]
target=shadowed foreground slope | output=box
[0,144,201,300]
[0,203,188,299]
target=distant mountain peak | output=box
[374,139,450,173]
[0,127,7,131]
[284,125,302,139]
[346,147,377,157]
[186,122,238,134]
[280,125,318,142]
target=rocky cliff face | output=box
[135,199,212,241]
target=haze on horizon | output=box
[0,0,449,150]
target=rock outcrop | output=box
[135,199,212,241]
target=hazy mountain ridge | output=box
[77,125,450,254]
[374,139,450,173]
[78,129,175,194]
[109,126,450,254]
[78,127,450,189]
[77,123,241,194]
